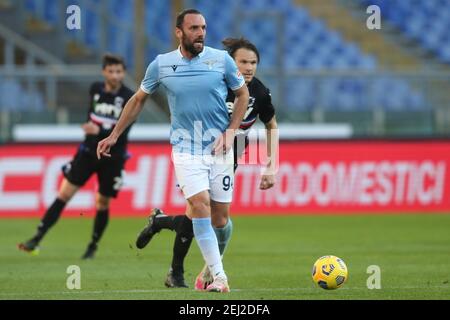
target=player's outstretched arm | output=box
[260,116,278,190]
[97,89,148,159]
[213,85,249,155]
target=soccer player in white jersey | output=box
[97,9,249,293]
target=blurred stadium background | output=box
[0,0,449,138]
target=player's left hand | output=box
[259,174,275,190]
[96,135,117,159]
[212,129,235,156]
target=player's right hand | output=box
[96,136,117,159]
[212,129,235,156]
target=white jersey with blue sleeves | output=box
[140,46,245,154]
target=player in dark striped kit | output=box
[18,54,134,259]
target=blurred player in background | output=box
[135,37,279,289]
[96,9,249,293]
[18,54,134,259]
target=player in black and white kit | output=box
[135,38,279,288]
[18,54,134,259]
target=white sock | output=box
[192,217,227,280]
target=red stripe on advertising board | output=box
[0,141,449,217]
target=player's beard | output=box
[182,33,204,57]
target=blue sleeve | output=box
[140,57,160,94]
[224,53,245,91]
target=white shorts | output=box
[172,149,235,203]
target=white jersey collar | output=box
[177,46,206,60]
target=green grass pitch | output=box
[1,214,449,300]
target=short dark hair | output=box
[176,8,202,28]
[222,37,260,64]
[102,53,126,69]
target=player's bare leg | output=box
[81,193,111,259]
[18,179,79,254]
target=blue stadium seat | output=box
[356,55,377,70]
[145,0,171,47]
[406,91,427,111]
[239,0,290,11]
[438,44,450,63]
[0,80,44,111]
[24,0,59,24]
[419,31,442,52]
[84,8,99,48]
[317,78,339,109]
[108,0,133,22]
[24,0,37,12]
[0,79,21,111]
[367,77,428,111]
[20,90,45,112]
[284,78,316,111]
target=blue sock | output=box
[192,217,226,279]
[214,218,233,256]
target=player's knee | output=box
[190,201,209,215]
[187,196,210,216]
[58,190,74,202]
[212,215,228,228]
[57,180,78,202]
[179,218,194,239]
[211,202,230,227]
[95,195,110,211]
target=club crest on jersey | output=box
[93,94,100,102]
[114,96,124,109]
[248,96,255,108]
[203,60,217,70]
